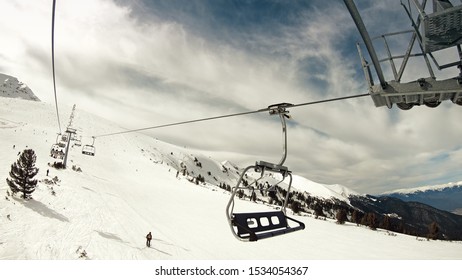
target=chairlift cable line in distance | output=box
[51,0,62,134]
[92,93,369,139]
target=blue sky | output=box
[1,0,461,194]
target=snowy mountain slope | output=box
[291,175,359,204]
[1,97,462,259]
[135,138,241,189]
[135,134,360,204]
[383,182,462,214]
[384,181,462,195]
[0,73,40,102]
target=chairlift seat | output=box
[82,145,95,156]
[232,211,305,242]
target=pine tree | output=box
[314,203,324,218]
[336,209,348,224]
[380,215,391,230]
[351,209,361,225]
[250,190,257,202]
[366,212,377,230]
[291,201,301,214]
[6,149,39,200]
[428,221,439,240]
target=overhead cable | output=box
[93,93,369,139]
[51,0,62,134]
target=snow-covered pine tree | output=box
[6,149,39,199]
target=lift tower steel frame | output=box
[344,0,462,110]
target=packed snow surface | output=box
[1,98,461,260]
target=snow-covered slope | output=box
[384,181,462,195]
[0,73,40,101]
[383,182,462,214]
[1,97,461,260]
[291,175,359,203]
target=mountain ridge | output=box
[0,73,40,102]
[383,183,462,215]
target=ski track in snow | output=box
[0,118,24,129]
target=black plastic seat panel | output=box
[232,211,305,241]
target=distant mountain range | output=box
[349,194,462,240]
[383,182,462,215]
[0,73,40,101]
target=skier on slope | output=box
[146,232,152,247]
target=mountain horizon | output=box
[384,182,462,215]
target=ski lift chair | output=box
[225,103,305,242]
[82,137,96,156]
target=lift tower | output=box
[344,0,462,110]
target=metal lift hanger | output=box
[225,103,305,242]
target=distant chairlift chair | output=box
[82,136,96,156]
[225,103,305,242]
